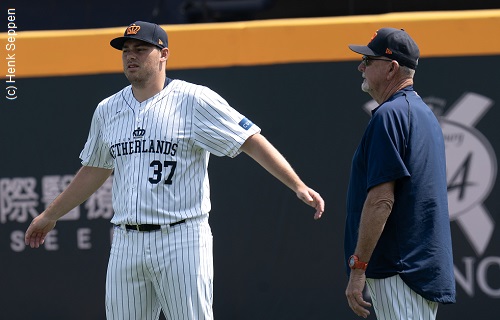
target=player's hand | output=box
[296,187,324,220]
[345,269,372,318]
[25,213,57,248]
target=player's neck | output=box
[131,74,166,102]
[373,78,413,105]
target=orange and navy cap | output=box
[110,21,168,50]
[348,27,420,69]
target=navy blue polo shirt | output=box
[345,87,456,303]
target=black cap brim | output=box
[110,36,164,50]
[348,44,381,57]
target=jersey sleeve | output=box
[364,104,410,190]
[79,105,114,169]
[193,87,261,158]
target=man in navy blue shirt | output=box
[344,28,456,319]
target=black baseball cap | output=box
[348,28,420,69]
[110,21,168,50]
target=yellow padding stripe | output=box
[2,9,500,78]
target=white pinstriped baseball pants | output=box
[105,215,214,320]
[366,275,438,320]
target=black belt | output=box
[122,219,186,232]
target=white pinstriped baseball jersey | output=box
[80,79,261,225]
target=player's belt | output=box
[122,219,186,231]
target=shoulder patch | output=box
[238,118,254,130]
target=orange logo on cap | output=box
[126,24,140,35]
[158,39,163,45]
[385,48,393,55]
[369,31,378,42]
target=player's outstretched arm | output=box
[25,165,113,248]
[240,133,324,219]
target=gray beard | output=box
[361,80,370,92]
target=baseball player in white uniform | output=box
[25,21,325,320]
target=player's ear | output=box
[386,60,398,80]
[160,48,169,61]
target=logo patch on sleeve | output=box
[238,118,254,130]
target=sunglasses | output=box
[362,55,393,67]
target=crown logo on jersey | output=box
[133,127,146,138]
[126,24,141,35]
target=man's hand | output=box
[296,187,324,220]
[25,213,57,248]
[345,269,372,318]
